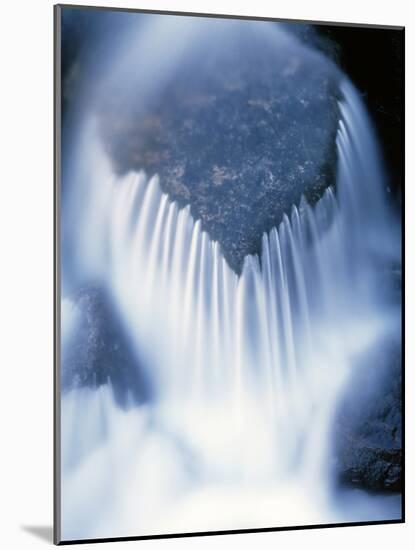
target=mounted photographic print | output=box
[54,4,404,544]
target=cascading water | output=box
[60,72,400,540]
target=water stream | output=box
[60,73,400,540]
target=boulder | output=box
[334,335,402,491]
[97,19,341,273]
[61,284,152,408]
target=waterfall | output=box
[60,79,400,540]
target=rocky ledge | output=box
[334,335,402,492]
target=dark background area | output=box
[315,24,404,205]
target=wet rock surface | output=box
[61,285,152,408]
[334,336,402,492]
[97,21,340,273]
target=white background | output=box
[0,0,412,548]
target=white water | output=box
[60,80,400,540]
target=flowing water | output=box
[60,77,401,539]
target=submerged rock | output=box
[61,285,152,408]
[97,18,341,273]
[334,336,402,492]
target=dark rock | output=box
[61,284,152,408]
[336,441,402,492]
[96,19,341,273]
[334,335,402,491]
